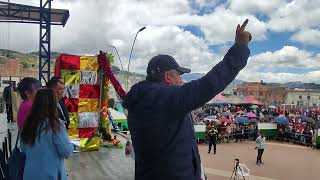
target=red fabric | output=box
[79,128,95,138]
[79,84,100,99]
[97,51,127,99]
[236,107,241,111]
[219,117,232,123]
[54,55,62,78]
[65,98,79,112]
[243,95,263,105]
[60,54,80,70]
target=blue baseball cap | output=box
[147,54,191,75]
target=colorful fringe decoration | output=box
[97,51,127,99]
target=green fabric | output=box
[115,103,124,112]
[259,129,277,137]
[116,122,128,131]
[317,136,320,145]
[195,132,206,140]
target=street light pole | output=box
[127,26,146,73]
[107,45,124,71]
[126,26,146,90]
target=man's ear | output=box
[162,71,171,84]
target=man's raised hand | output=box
[235,19,252,45]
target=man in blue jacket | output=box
[123,19,251,180]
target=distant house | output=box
[235,81,288,106]
[286,89,320,108]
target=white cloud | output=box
[238,46,320,83]
[0,0,319,83]
[291,28,320,46]
[129,26,218,74]
[229,0,285,14]
[238,70,320,83]
[248,46,319,69]
[199,7,267,45]
[267,0,320,32]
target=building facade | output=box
[286,89,320,107]
[235,81,288,106]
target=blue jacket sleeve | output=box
[53,123,74,158]
[168,43,250,113]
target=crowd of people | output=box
[193,104,320,149]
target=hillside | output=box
[182,72,244,85]
[0,49,144,80]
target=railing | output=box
[203,131,317,148]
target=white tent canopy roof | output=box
[108,108,127,121]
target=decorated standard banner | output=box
[258,123,277,137]
[258,123,277,130]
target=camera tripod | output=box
[230,159,245,180]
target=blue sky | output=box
[0,0,319,83]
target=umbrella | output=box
[304,117,315,123]
[274,116,289,126]
[245,112,257,118]
[222,111,231,117]
[297,114,307,120]
[249,118,258,123]
[219,117,232,124]
[265,115,275,119]
[250,105,259,109]
[236,117,250,124]
[268,105,277,109]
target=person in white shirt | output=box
[255,133,266,165]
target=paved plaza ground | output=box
[199,141,320,180]
[0,115,319,180]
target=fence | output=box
[201,131,319,149]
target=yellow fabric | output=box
[80,56,99,71]
[61,70,80,85]
[78,99,99,112]
[68,113,79,128]
[68,128,79,138]
[80,136,101,151]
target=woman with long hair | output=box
[17,77,40,130]
[21,88,74,180]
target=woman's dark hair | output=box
[17,77,40,100]
[21,88,61,145]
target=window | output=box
[259,92,263,96]
[307,96,310,100]
[269,93,272,97]
[299,96,302,99]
